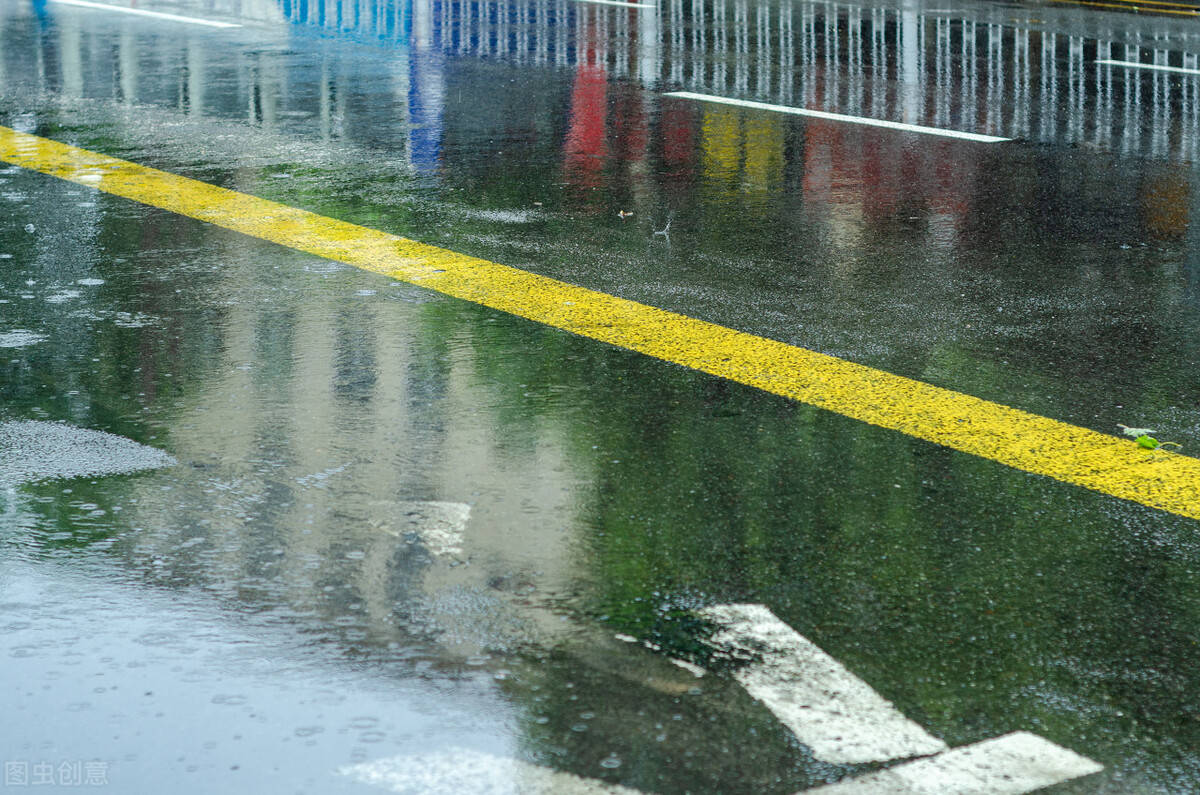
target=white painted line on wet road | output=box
[664,92,1011,142]
[1096,59,1200,76]
[342,747,644,793]
[572,0,656,8]
[698,603,948,764]
[48,0,242,28]
[669,657,707,677]
[369,500,471,558]
[804,731,1104,794]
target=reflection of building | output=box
[563,15,609,191]
[7,0,1200,286]
[15,0,1200,164]
[802,115,980,246]
[408,0,444,172]
[1143,170,1191,238]
[428,0,1200,161]
[8,0,1200,293]
[17,0,1200,160]
[97,212,595,653]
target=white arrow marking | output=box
[804,731,1104,794]
[699,603,948,764]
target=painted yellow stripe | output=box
[3,125,1199,520]
[1091,0,1200,11]
[1046,0,1200,15]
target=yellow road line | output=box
[1045,0,1200,16]
[1088,0,1200,10]
[3,125,1199,520]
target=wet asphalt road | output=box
[3,0,1200,790]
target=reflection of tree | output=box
[534,336,1200,788]
[504,642,836,794]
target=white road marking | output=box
[342,748,644,794]
[0,330,46,348]
[804,731,1104,794]
[1095,59,1200,76]
[372,500,471,558]
[571,0,656,8]
[47,0,242,28]
[699,604,947,764]
[664,92,1011,143]
[669,657,707,677]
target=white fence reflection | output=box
[397,0,1200,159]
[10,0,1200,160]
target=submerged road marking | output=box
[700,604,947,764]
[664,92,1012,143]
[806,732,1104,794]
[3,126,1200,520]
[1096,58,1200,76]
[48,0,243,28]
[371,500,471,558]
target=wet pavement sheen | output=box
[2,0,1200,790]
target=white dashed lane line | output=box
[663,92,1012,142]
[48,0,243,27]
[572,0,656,7]
[1095,58,1200,76]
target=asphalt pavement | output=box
[2,0,1200,790]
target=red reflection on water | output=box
[563,18,608,192]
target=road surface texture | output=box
[2,0,1200,790]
